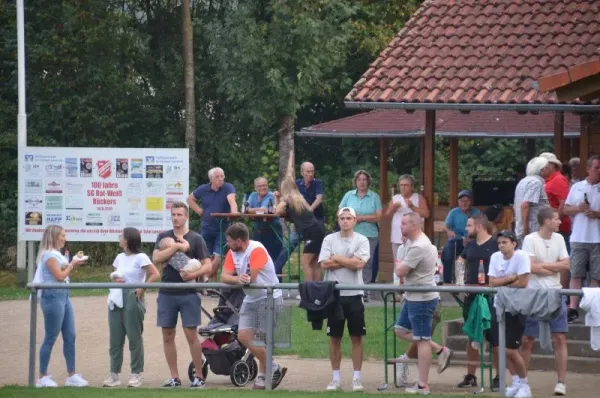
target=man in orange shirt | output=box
[539,153,571,292]
[220,223,287,390]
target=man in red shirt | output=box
[539,152,571,290]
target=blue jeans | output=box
[202,230,225,257]
[394,298,439,340]
[442,237,464,283]
[253,225,283,262]
[274,230,299,278]
[40,289,76,374]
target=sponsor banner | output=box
[19,147,188,242]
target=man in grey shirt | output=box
[514,157,551,239]
[318,207,370,392]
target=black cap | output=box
[497,230,518,242]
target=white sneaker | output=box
[554,382,566,396]
[395,354,409,387]
[103,373,121,387]
[436,347,453,373]
[352,378,364,392]
[128,373,143,388]
[65,373,89,387]
[506,383,522,397]
[295,294,301,300]
[514,383,532,398]
[36,375,58,388]
[327,379,342,391]
[405,383,431,395]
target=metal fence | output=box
[26,282,584,395]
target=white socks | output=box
[512,375,519,385]
[353,370,361,380]
[332,370,340,381]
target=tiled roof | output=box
[345,0,600,106]
[297,110,581,138]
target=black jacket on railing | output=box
[298,281,344,330]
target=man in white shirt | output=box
[488,230,531,398]
[318,207,370,392]
[563,155,600,323]
[520,207,570,396]
[220,223,287,390]
[394,212,453,395]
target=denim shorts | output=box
[202,231,225,257]
[524,297,568,337]
[156,293,201,328]
[394,298,439,340]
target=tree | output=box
[182,0,196,158]
[208,0,354,181]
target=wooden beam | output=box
[420,136,425,190]
[379,138,389,204]
[572,138,580,159]
[553,112,564,161]
[526,139,536,159]
[580,114,590,168]
[449,137,459,207]
[424,110,436,239]
[556,74,600,102]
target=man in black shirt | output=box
[456,214,499,391]
[152,202,211,388]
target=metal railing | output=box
[26,282,584,395]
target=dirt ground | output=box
[1,294,597,396]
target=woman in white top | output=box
[103,227,159,388]
[385,175,430,282]
[35,225,88,388]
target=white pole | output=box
[17,0,28,285]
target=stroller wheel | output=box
[230,360,251,387]
[247,357,258,381]
[188,358,209,382]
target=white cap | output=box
[337,207,357,218]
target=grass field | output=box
[0,386,481,397]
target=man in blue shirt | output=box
[187,167,238,279]
[441,190,480,283]
[247,177,283,261]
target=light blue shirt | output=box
[445,207,480,238]
[339,189,382,238]
[248,191,279,229]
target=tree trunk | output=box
[278,114,295,184]
[182,0,196,159]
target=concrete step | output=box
[449,351,600,374]
[444,318,591,341]
[446,334,600,358]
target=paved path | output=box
[0,294,596,396]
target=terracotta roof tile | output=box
[345,0,600,105]
[299,110,582,139]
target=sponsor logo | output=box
[24,154,34,162]
[45,213,63,224]
[107,214,122,226]
[24,197,43,209]
[25,212,43,225]
[97,160,112,179]
[145,156,155,163]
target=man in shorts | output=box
[318,207,370,392]
[152,202,212,388]
[521,208,570,396]
[488,230,531,398]
[563,155,600,323]
[220,223,287,390]
[394,212,453,395]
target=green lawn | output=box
[0,386,484,397]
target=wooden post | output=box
[580,114,590,168]
[526,139,536,159]
[379,138,389,204]
[553,112,564,160]
[424,110,436,239]
[449,137,459,208]
[420,136,425,189]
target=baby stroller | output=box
[187,288,258,387]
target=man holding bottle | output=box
[455,214,500,391]
[247,177,283,261]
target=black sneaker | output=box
[492,375,500,392]
[457,374,477,388]
[162,377,181,387]
[271,365,288,390]
[190,376,206,388]
[567,308,579,324]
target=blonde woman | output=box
[275,177,325,281]
[34,225,88,388]
[103,227,160,388]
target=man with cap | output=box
[441,190,480,284]
[513,157,551,241]
[539,153,571,251]
[318,207,370,392]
